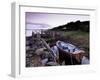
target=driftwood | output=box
[41,38,56,62]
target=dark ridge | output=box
[49,21,89,32]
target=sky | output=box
[26,12,89,36]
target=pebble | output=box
[81,56,89,64]
[46,62,58,66]
[41,58,48,66]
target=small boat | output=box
[56,41,84,54]
[56,41,85,65]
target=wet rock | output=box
[31,55,42,67]
[26,53,33,58]
[26,46,30,50]
[61,61,65,65]
[35,48,46,55]
[46,62,59,66]
[81,56,89,64]
[26,58,32,67]
[41,58,48,66]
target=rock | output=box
[46,62,59,66]
[41,51,50,59]
[26,46,30,50]
[51,46,59,60]
[26,53,33,58]
[35,48,46,55]
[41,58,48,66]
[26,58,32,67]
[61,61,65,65]
[81,56,89,64]
[31,55,42,67]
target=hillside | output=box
[50,21,89,32]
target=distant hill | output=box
[50,21,89,32]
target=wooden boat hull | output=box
[58,48,83,65]
[56,41,84,65]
